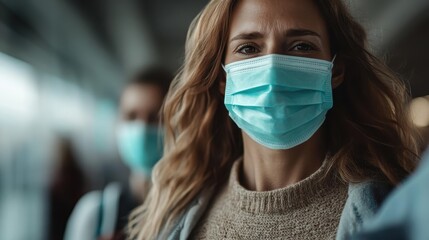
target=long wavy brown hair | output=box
[128,0,419,239]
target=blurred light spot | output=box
[410,96,429,127]
[41,75,92,132]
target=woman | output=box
[129,0,419,239]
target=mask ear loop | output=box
[331,55,337,64]
[221,64,226,72]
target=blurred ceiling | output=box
[0,0,428,98]
[0,0,208,98]
[68,0,209,72]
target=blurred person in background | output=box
[65,68,172,240]
[127,0,420,239]
[48,136,87,240]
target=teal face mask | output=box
[224,54,334,149]
[117,121,163,175]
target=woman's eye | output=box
[236,44,259,55]
[291,43,315,52]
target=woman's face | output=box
[224,0,332,65]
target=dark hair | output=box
[127,67,173,96]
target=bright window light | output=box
[40,75,92,132]
[0,52,38,123]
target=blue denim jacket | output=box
[350,150,429,240]
[159,182,391,240]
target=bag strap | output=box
[95,182,122,238]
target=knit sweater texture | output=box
[192,158,348,240]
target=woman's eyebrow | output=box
[230,32,264,43]
[285,28,322,38]
[229,28,321,43]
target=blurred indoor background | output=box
[0,0,428,239]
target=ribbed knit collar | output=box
[228,157,339,214]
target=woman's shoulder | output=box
[64,190,102,240]
[336,181,393,240]
[347,181,393,208]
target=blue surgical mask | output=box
[223,54,334,149]
[117,121,163,175]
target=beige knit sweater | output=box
[192,158,348,240]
